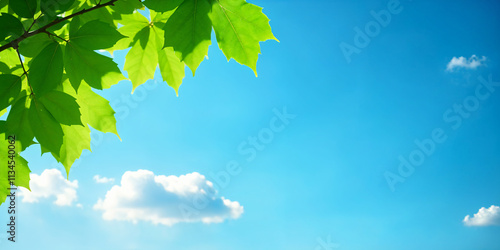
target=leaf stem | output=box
[27,13,43,33]
[0,0,119,53]
[44,31,69,43]
[15,46,35,97]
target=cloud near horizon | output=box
[93,175,115,184]
[20,169,79,206]
[446,55,487,71]
[463,205,500,227]
[93,170,243,226]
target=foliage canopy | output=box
[0,0,277,205]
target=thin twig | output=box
[15,47,35,97]
[44,31,69,43]
[27,13,43,33]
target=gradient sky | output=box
[2,0,500,249]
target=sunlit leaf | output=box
[209,0,278,75]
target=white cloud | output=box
[93,175,115,184]
[20,169,78,206]
[94,170,243,226]
[446,55,487,71]
[463,205,500,226]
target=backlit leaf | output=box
[163,0,212,75]
[124,26,159,90]
[77,82,119,136]
[209,0,277,75]
[0,133,31,205]
[159,47,185,96]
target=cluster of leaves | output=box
[0,0,277,205]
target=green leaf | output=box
[39,90,82,126]
[68,16,81,35]
[70,20,126,50]
[124,26,159,91]
[159,47,185,96]
[65,42,125,90]
[5,96,34,150]
[9,0,37,18]
[209,0,277,75]
[0,62,9,73]
[144,0,184,12]
[163,0,212,75]
[0,74,22,111]
[18,33,53,58]
[0,108,6,117]
[57,123,91,176]
[152,9,176,25]
[40,0,76,17]
[112,0,144,14]
[29,98,64,157]
[0,48,20,69]
[0,134,31,206]
[77,82,119,136]
[109,12,149,52]
[0,13,25,41]
[29,42,64,96]
[75,1,114,25]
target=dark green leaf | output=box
[144,0,184,12]
[9,0,37,18]
[18,33,53,57]
[29,98,64,157]
[0,74,22,110]
[71,20,126,50]
[29,42,64,96]
[112,0,144,14]
[40,0,75,17]
[39,90,82,126]
[0,13,24,41]
[65,42,125,90]
[5,96,34,150]
[163,0,212,75]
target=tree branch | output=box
[0,0,118,53]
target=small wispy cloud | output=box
[94,170,243,226]
[93,175,115,184]
[446,55,487,72]
[463,205,500,227]
[20,169,79,206]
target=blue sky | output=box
[2,0,500,249]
